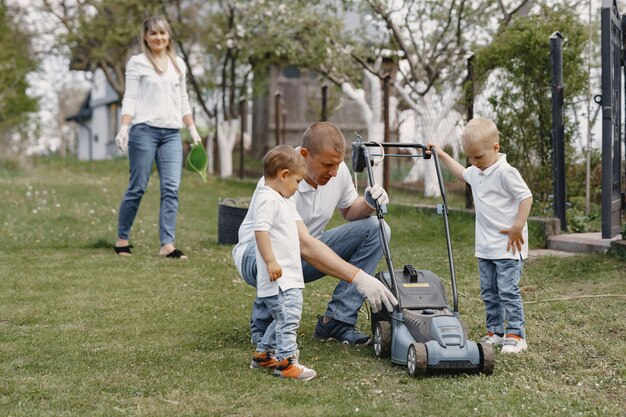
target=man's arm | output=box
[340,184,389,221]
[296,221,397,312]
[499,196,533,255]
[297,221,359,279]
[338,197,373,221]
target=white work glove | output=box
[351,270,398,313]
[115,124,129,152]
[188,125,201,146]
[364,184,389,209]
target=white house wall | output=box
[77,125,91,161]
[91,105,115,160]
[76,68,121,161]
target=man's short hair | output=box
[301,122,346,156]
[461,118,499,148]
[263,144,306,178]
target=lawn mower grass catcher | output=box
[352,138,495,377]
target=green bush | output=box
[473,5,588,202]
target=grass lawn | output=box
[0,156,625,417]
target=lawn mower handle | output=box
[431,146,459,313]
[351,140,460,314]
[356,142,400,309]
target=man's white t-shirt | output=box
[232,161,358,275]
[252,186,304,298]
[292,162,358,239]
[463,154,532,260]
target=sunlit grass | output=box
[0,156,624,417]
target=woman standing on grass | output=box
[113,15,201,259]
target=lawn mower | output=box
[352,138,494,377]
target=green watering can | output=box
[186,143,208,183]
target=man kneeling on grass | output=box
[234,122,397,351]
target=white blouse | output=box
[120,53,192,129]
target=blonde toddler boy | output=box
[248,144,317,379]
[431,118,532,353]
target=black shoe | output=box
[312,316,371,346]
[114,245,132,255]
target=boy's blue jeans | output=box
[256,288,303,360]
[117,124,182,245]
[478,258,525,338]
[241,216,387,344]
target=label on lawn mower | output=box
[403,283,430,288]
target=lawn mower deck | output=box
[371,266,493,375]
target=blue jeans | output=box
[241,216,388,343]
[257,288,303,360]
[117,123,183,245]
[478,258,525,338]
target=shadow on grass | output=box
[85,238,114,249]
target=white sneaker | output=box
[480,332,504,346]
[501,335,528,353]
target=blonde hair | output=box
[263,145,306,178]
[461,118,499,149]
[141,16,182,76]
[301,122,346,156]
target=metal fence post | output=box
[383,74,391,192]
[239,97,246,179]
[274,92,282,146]
[464,54,475,210]
[600,0,623,238]
[550,32,567,231]
[321,84,328,121]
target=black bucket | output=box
[217,198,249,244]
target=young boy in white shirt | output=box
[249,145,316,380]
[430,118,533,354]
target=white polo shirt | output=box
[232,161,358,275]
[120,53,192,129]
[463,154,532,260]
[252,186,304,297]
[293,162,358,239]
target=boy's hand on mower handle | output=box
[351,270,398,313]
[425,143,438,156]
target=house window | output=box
[282,66,300,79]
[109,103,118,143]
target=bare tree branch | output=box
[316,64,346,87]
[499,0,534,25]
[99,61,124,97]
[349,51,383,80]
[169,0,216,120]
[367,1,421,87]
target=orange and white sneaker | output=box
[501,334,528,354]
[273,354,317,381]
[250,351,279,370]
